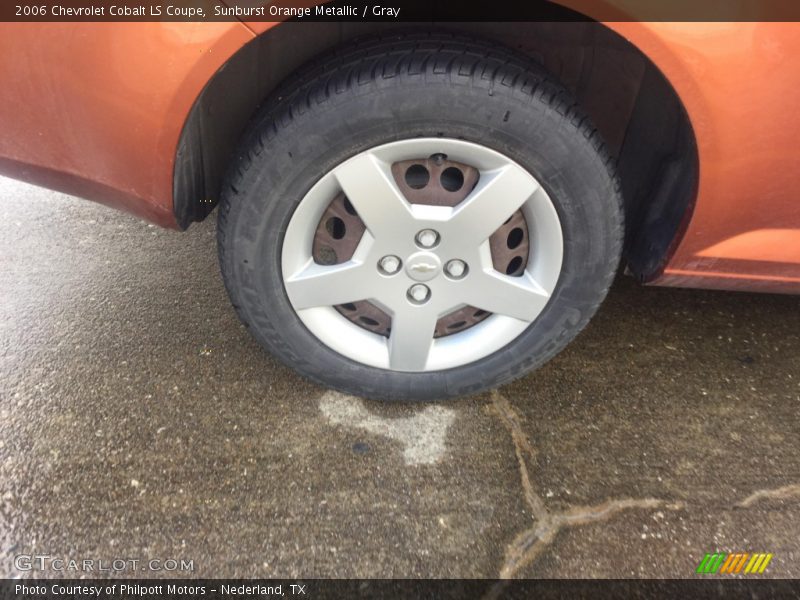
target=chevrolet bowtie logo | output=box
[409,263,438,273]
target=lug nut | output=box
[407,284,431,304]
[445,259,468,279]
[415,229,440,249]
[378,255,401,275]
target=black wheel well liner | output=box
[173,21,698,281]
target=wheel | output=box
[218,33,623,401]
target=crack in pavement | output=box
[488,390,685,580]
[319,388,791,581]
[737,484,800,508]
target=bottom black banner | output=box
[2,579,799,600]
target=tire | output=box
[217,32,623,402]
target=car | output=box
[1,15,798,401]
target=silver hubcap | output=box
[281,138,564,372]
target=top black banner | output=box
[5,0,800,22]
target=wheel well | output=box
[173,21,698,281]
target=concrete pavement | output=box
[1,177,798,578]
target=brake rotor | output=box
[311,154,530,338]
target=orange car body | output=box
[1,18,799,293]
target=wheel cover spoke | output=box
[388,309,438,371]
[285,261,374,310]
[466,271,550,322]
[450,164,540,244]
[334,151,414,238]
